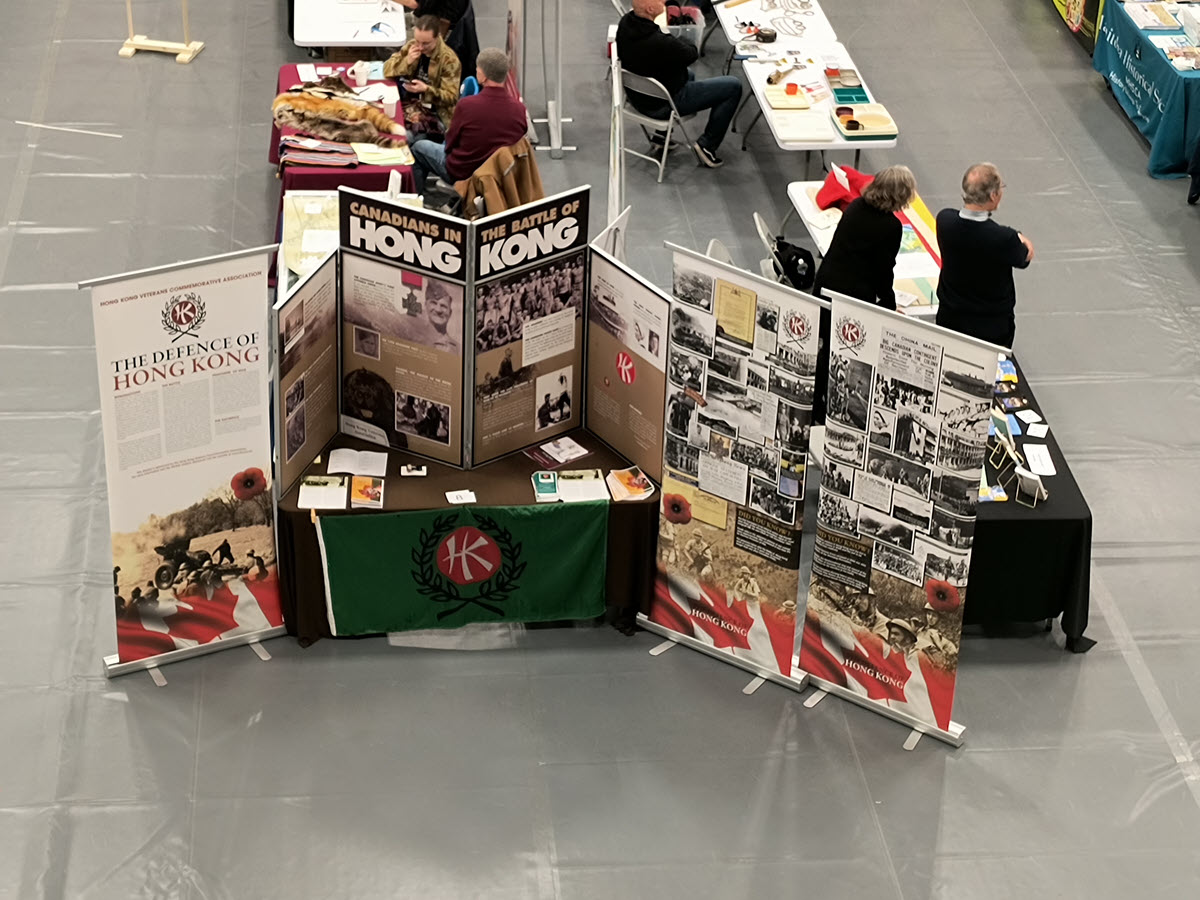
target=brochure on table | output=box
[644,244,827,679]
[82,246,286,676]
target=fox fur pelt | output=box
[272,76,405,146]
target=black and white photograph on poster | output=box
[666,389,696,439]
[769,367,815,406]
[930,506,975,549]
[587,252,668,370]
[285,378,305,417]
[534,365,573,432]
[822,460,853,497]
[282,301,305,353]
[286,405,306,462]
[670,305,716,357]
[668,348,706,394]
[873,373,934,415]
[665,434,700,477]
[344,267,464,355]
[746,360,769,391]
[932,468,977,516]
[697,411,737,440]
[687,414,710,449]
[892,491,934,532]
[672,259,715,311]
[868,407,895,449]
[709,341,749,383]
[396,392,451,444]
[873,542,924,586]
[768,345,819,377]
[857,506,915,552]
[940,353,993,400]
[778,448,803,499]
[827,354,872,431]
[878,326,942,394]
[344,369,406,448]
[704,384,765,438]
[915,535,970,587]
[475,250,586,352]
[774,401,811,450]
[707,373,747,404]
[825,422,866,468]
[818,492,860,536]
[732,439,779,482]
[698,448,749,505]
[279,272,337,381]
[754,300,779,355]
[353,326,381,360]
[851,469,894,514]
[476,347,532,401]
[396,278,461,353]
[866,445,932,498]
[936,393,990,473]
[708,431,734,460]
[749,476,796,526]
[893,404,940,466]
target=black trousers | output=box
[1189,137,1200,177]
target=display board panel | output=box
[798,292,1000,731]
[585,245,669,483]
[648,246,826,677]
[470,187,590,465]
[1049,0,1105,52]
[84,247,284,668]
[339,188,468,466]
[274,251,340,498]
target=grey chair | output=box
[620,70,697,183]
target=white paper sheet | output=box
[1023,443,1056,477]
[1015,409,1043,424]
[446,490,477,504]
[1026,422,1049,439]
[327,448,389,477]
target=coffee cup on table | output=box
[348,60,369,87]
[383,99,398,119]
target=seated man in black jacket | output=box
[616,0,742,168]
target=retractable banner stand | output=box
[1050,0,1105,52]
[643,245,826,680]
[799,293,1000,738]
[273,250,340,499]
[585,241,670,482]
[83,247,286,675]
[339,188,469,466]
[471,187,590,466]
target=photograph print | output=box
[857,506,915,553]
[778,446,804,499]
[873,373,934,416]
[826,353,872,431]
[668,348,706,394]
[930,506,975,549]
[396,391,451,444]
[285,377,305,417]
[746,360,769,392]
[768,344,819,377]
[936,392,990,473]
[866,445,932,499]
[818,491,860,536]
[769,367,815,406]
[940,354,994,400]
[873,541,924,586]
[825,422,867,468]
[670,305,717,358]
[709,341,749,383]
[353,325,381,360]
[476,250,586,353]
[891,491,933,532]
[749,476,796,526]
[731,439,779,482]
[915,535,970,587]
[673,259,715,311]
[774,401,811,451]
[754,300,779,354]
[534,365,573,431]
[932,468,977,516]
[666,389,696,439]
[893,404,940,466]
[868,407,895,450]
[282,302,305,353]
[285,404,306,462]
[665,433,700,477]
[697,411,737,439]
[822,460,853,497]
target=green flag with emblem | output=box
[317,502,609,635]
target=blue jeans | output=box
[673,71,742,152]
[411,139,448,193]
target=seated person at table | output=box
[935,163,1034,348]
[616,0,742,168]
[409,48,528,194]
[383,16,461,142]
[813,165,917,311]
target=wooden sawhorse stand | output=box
[119,0,205,64]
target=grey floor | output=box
[3,0,1200,896]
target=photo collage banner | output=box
[799,295,997,731]
[648,248,825,677]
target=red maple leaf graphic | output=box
[687,585,754,650]
[842,631,913,702]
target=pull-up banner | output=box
[799,293,1000,732]
[646,245,826,677]
[83,246,285,674]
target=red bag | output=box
[815,164,874,210]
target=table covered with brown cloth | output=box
[277,432,659,645]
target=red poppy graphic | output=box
[231,467,268,501]
[924,578,961,612]
[662,493,692,525]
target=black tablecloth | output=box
[968,356,1094,652]
[277,431,659,645]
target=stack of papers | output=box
[1127,3,1180,29]
[350,476,384,508]
[606,466,656,502]
[351,143,416,166]
[298,475,347,509]
[557,469,612,503]
[531,471,559,502]
[328,448,389,476]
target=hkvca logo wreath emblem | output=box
[411,512,526,620]
[834,315,866,352]
[162,292,206,343]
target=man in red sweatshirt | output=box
[410,47,528,194]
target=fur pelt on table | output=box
[272,75,405,146]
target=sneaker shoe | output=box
[693,142,724,168]
[649,131,680,150]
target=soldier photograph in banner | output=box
[647,249,825,677]
[88,249,284,666]
[799,296,1000,732]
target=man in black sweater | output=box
[616,0,742,168]
[934,163,1034,348]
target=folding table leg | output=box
[740,110,763,151]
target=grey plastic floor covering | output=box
[2,0,1200,897]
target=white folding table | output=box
[293,0,408,48]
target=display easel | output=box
[530,0,575,157]
[119,0,205,64]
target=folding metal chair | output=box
[706,238,734,264]
[620,70,698,183]
[753,212,785,283]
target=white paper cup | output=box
[383,99,398,118]
[353,70,368,87]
